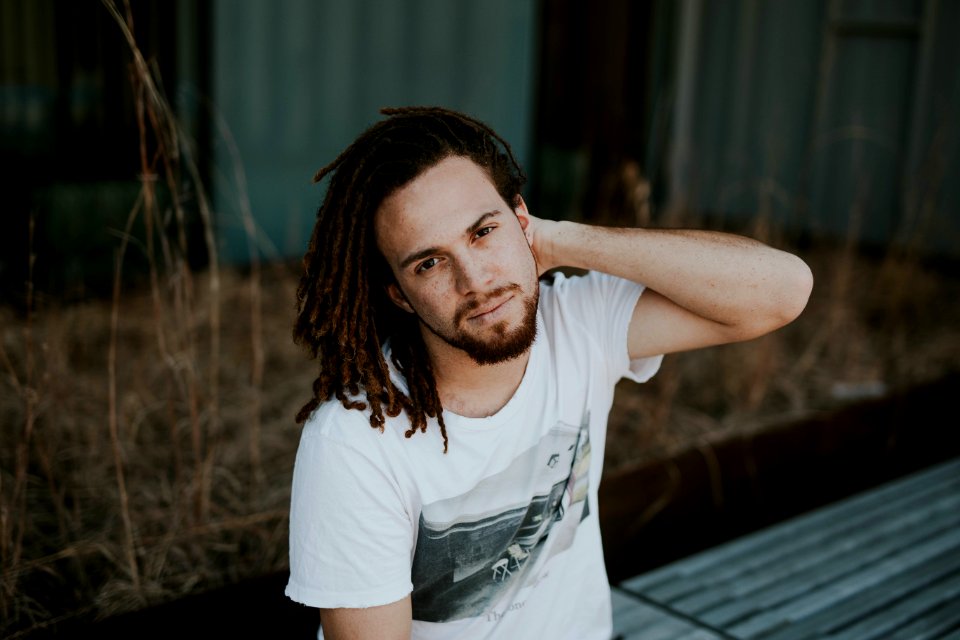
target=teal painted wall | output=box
[210,0,538,265]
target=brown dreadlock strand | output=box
[293,106,527,453]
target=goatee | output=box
[424,283,539,365]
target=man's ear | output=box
[513,195,532,243]
[386,282,415,314]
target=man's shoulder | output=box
[301,393,427,455]
[301,396,381,446]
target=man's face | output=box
[374,155,539,366]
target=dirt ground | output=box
[2,240,959,636]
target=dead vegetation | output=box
[2,238,958,637]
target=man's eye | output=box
[415,257,439,273]
[475,226,494,239]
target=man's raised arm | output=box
[521,206,813,359]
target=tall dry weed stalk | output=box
[212,113,265,488]
[100,1,221,599]
[105,0,222,526]
[0,217,39,621]
[0,2,287,634]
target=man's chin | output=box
[465,338,533,366]
[455,318,538,366]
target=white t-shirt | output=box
[286,272,662,639]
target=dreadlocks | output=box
[293,106,527,453]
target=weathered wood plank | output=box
[674,489,959,615]
[622,458,960,600]
[617,457,960,640]
[825,568,960,639]
[699,509,960,627]
[610,588,725,640]
[884,597,960,640]
[935,625,960,640]
[728,527,960,638]
[760,549,960,640]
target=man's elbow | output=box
[778,256,814,326]
[763,256,814,333]
[739,257,814,340]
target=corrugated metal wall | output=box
[669,0,959,255]
[210,0,538,265]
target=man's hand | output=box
[516,204,563,277]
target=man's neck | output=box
[425,341,531,419]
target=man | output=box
[286,106,813,639]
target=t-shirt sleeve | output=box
[285,426,414,609]
[551,271,662,385]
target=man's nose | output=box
[454,257,493,295]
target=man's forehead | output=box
[373,158,514,265]
[376,157,505,226]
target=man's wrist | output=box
[541,219,589,272]
[524,212,600,274]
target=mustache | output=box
[455,284,523,325]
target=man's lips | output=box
[468,295,512,320]
[456,285,521,325]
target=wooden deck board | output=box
[726,527,960,636]
[825,569,960,640]
[626,463,960,602]
[757,548,960,640]
[610,588,726,640]
[612,457,960,640]
[885,598,960,640]
[675,492,960,615]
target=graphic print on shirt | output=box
[411,413,592,623]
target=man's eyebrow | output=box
[465,210,501,236]
[398,210,503,270]
[400,246,441,270]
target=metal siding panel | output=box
[279,0,321,157]
[808,32,918,245]
[748,1,825,230]
[690,1,737,215]
[902,0,960,257]
[672,0,960,257]
[356,0,409,110]
[407,0,461,107]
[212,0,536,265]
[683,1,824,226]
[316,0,361,144]
[458,0,536,169]
[838,0,921,22]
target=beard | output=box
[420,283,539,366]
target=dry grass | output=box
[0,266,309,636]
[0,2,304,634]
[2,241,958,637]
